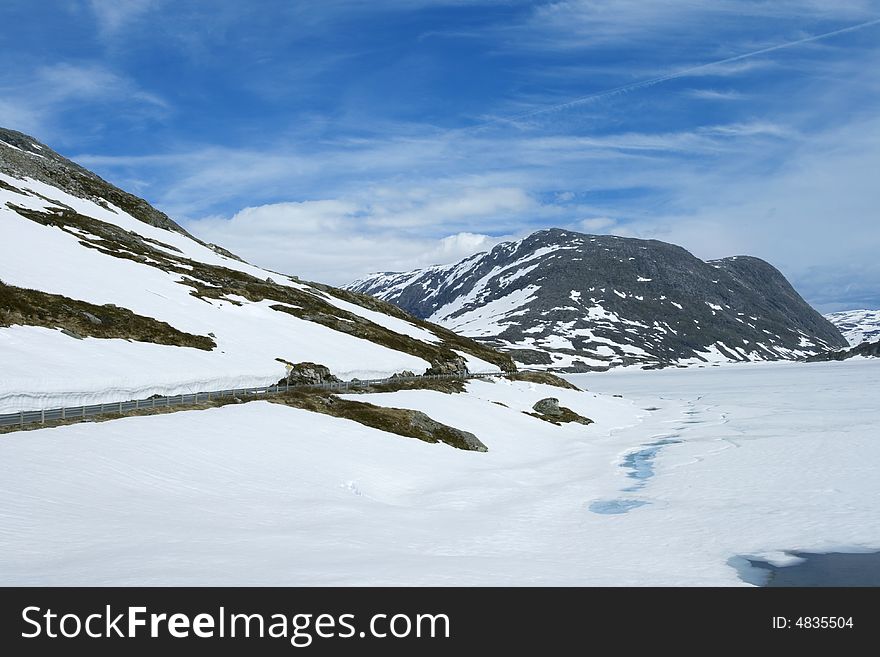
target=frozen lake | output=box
[0,359,877,585]
[571,359,880,585]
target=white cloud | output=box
[88,0,163,36]
[37,63,169,109]
[215,200,358,235]
[432,232,501,260]
[578,217,617,232]
[362,186,535,229]
[685,88,747,101]
[184,190,524,284]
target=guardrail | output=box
[0,371,509,430]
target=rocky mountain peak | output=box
[348,228,847,371]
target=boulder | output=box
[532,397,562,416]
[530,397,593,426]
[281,362,341,386]
[426,355,469,376]
[81,311,103,325]
[60,327,84,340]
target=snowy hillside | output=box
[0,127,511,413]
[349,229,846,371]
[825,309,880,346]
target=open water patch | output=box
[732,551,880,586]
[590,436,682,515]
[588,499,649,515]
[620,437,682,491]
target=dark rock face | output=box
[806,339,880,362]
[1,127,188,235]
[349,228,847,370]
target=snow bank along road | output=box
[0,372,503,430]
[0,360,876,585]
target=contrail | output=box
[493,17,880,124]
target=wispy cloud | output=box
[491,17,880,124]
[685,88,747,101]
[514,0,880,50]
[88,0,164,37]
[0,62,169,141]
[36,63,169,110]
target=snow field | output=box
[3,360,876,585]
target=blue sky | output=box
[1,1,879,311]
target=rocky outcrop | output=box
[425,355,469,376]
[279,362,341,386]
[390,370,417,379]
[0,281,215,350]
[406,410,487,452]
[274,391,488,452]
[514,372,581,390]
[529,397,593,426]
[806,339,880,362]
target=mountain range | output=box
[0,122,863,412]
[348,228,847,371]
[824,309,880,346]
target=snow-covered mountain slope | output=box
[348,228,847,371]
[0,127,512,412]
[824,309,880,346]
